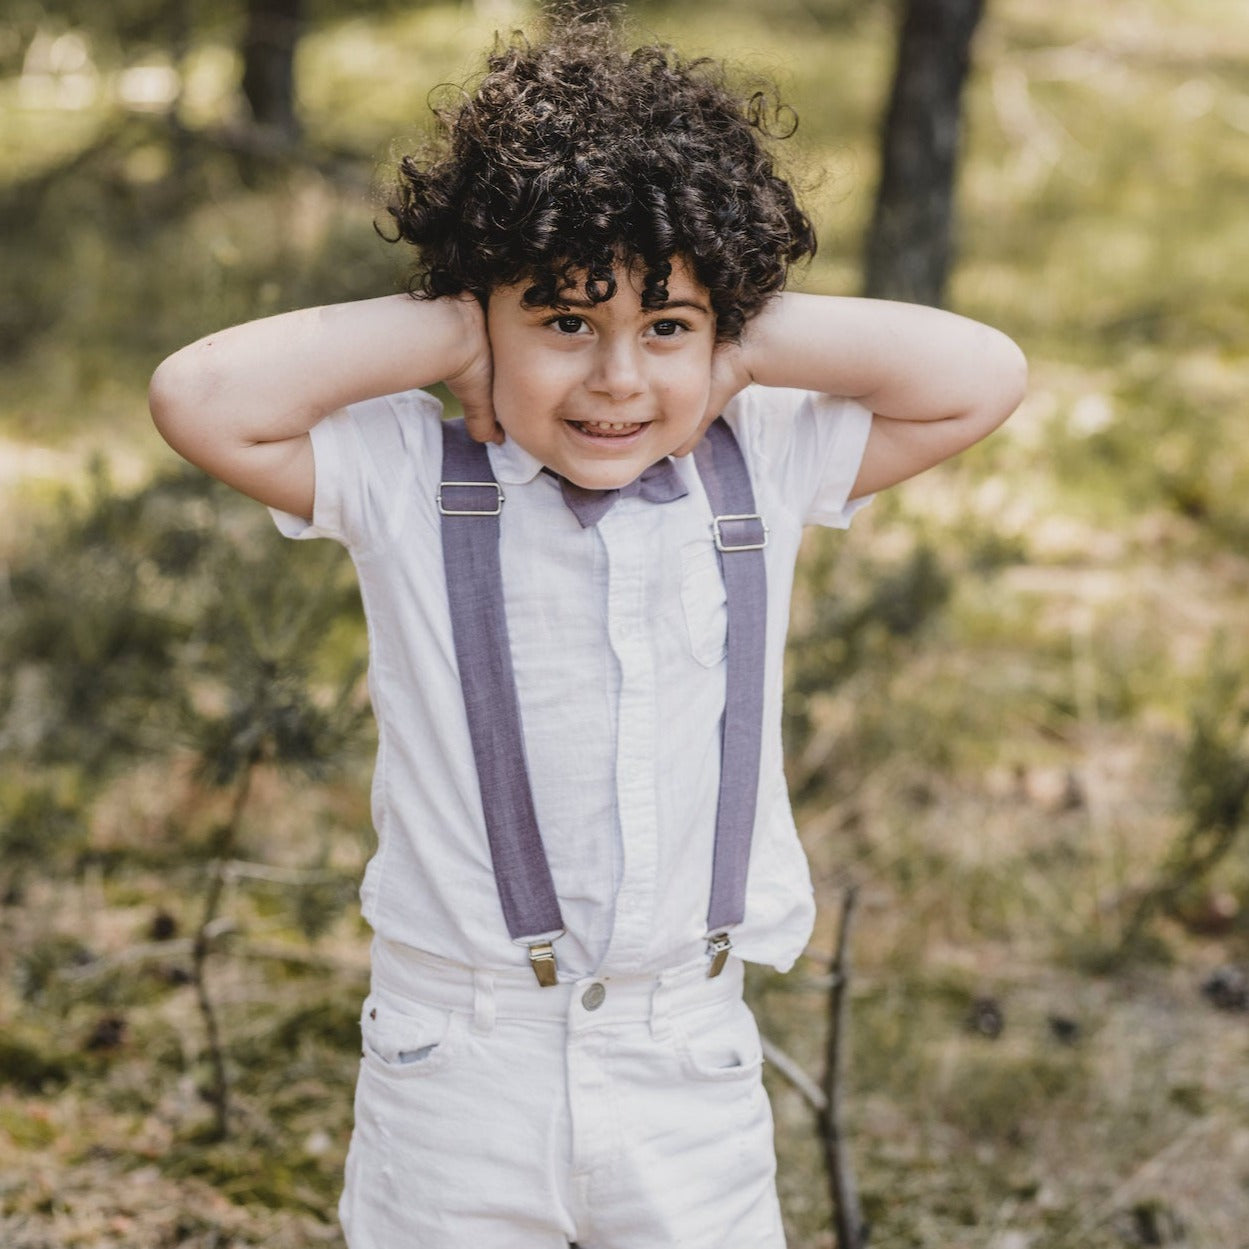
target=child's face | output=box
[486,257,717,489]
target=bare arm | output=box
[680,293,1027,498]
[148,294,497,519]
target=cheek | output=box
[658,358,714,415]
[491,341,575,411]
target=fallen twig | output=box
[1052,1119,1212,1247]
[223,860,345,886]
[760,1033,828,1112]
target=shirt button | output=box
[581,982,606,1011]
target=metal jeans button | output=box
[581,982,606,1011]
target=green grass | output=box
[4,0,1249,1245]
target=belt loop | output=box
[470,968,496,1034]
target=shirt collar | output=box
[485,433,692,490]
[486,435,546,485]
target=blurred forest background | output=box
[3,0,1249,1245]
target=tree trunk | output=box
[241,0,303,145]
[863,0,986,306]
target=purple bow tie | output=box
[547,458,689,527]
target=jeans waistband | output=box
[369,937,745,1030]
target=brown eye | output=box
[554,316,584,334]
[650,319,688,338]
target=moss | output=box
[0,1101,59,1148]
[269,998,360,1054]
[164,1133,341,1213]
[0,1033,71,1093]
[936,1047,1090,1147]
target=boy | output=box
[149,20,1025,1249]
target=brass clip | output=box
[706,932,732,979]
[528,940,559,987]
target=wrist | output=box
[735,293,787,387]
[440,293,498,442]
[442,293,488,377]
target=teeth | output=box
[576,420,641,433]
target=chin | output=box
[560,461,644,490]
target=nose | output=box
[587,337,645,401]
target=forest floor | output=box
[3,0,1249,1246]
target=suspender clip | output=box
[527,940,559,987]
[712,513,768,552]
[437,481,505,516]
[706,932,733,979]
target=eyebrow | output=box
[549,296,712,315]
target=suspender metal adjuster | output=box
[437,481,505,516]
[527,940,559,987]
[712,513,768,552]
[706,932,732,978]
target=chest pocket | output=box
[680,540,728,668]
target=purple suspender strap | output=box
[438,420,565,986]
[438,417,767,985]
[691,419,769,975]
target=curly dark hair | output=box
[383,20,816,341]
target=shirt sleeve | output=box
[729,385,875,528]
[268,388,445,550]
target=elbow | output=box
[955,333,1027,449]
[147,356,178,441]
[962,331,1027,439]
[148,344,216,455]
[993,334,1029,428]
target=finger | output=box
[459,375,503,444]
[671,411,716,459]
[464,406,504,445]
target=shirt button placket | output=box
[597,509,660,970]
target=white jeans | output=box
[340,940,786,1248]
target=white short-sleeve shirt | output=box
[272,384,872,977]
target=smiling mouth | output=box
[567,419,646,439]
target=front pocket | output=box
[359,992,461,1080]
[680,540,728,668]
[675,996,765,1083]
